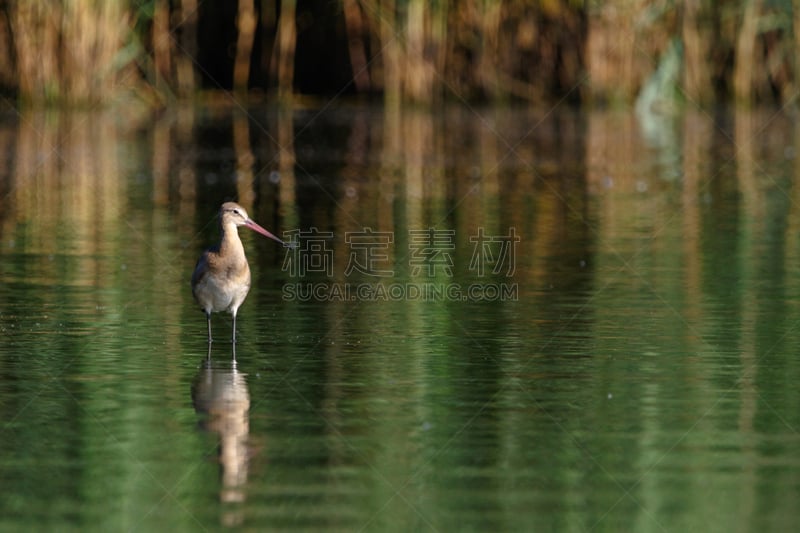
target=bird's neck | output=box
[219,223,245,259]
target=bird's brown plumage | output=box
[192,202,284,345]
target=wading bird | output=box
[192,202,286,345]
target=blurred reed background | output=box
[0,0,795,107]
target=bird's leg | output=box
[232,312,237,345]
[206,312,213,344]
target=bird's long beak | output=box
[244,219,286,245]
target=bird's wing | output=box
[191,250,212,290]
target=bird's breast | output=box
[192,249,252,314]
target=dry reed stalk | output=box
[585,3,638,105]
[734,0,761,105]
[0,10,15,92]
[14,1,61,102]
[176,0,199,98]
[234,0,257,92]
[377,0,402,104]
[4,0,798,107]
[343,0,371,92]
[403,0,434,103]
[274,0,298,101]
[795,0,800,104]
[681,0,714,104]
[152,0,172,90]
[477,0,502,99]
[13,1,132,105]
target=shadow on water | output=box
[191,345,251,525]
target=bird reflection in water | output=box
[192,345,251,522]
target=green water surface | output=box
[1,106,800,531]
